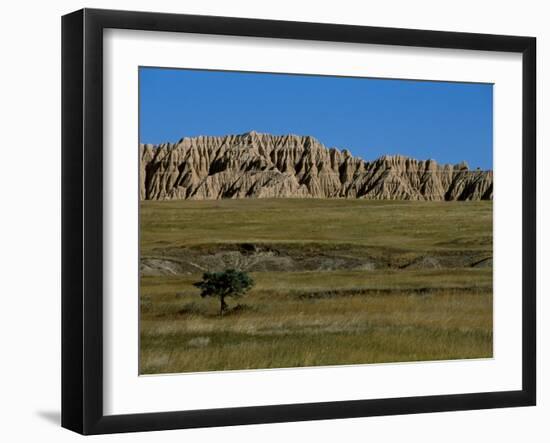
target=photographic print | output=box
[139,67,493,375]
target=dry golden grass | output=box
[140,270,492,374]
[140,199,492,253]
[140,199,493,374]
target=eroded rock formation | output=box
[140,131,492,201]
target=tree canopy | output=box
[193,269,254,316]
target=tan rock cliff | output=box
[140,132,492,201]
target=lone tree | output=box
[193,269,254,316]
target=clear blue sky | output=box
[139,67,493,169]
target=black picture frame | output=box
[61,8,536,435]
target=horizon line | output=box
[139,130,493,172]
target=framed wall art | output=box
[62,8,536,435]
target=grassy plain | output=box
[140,199,493,374]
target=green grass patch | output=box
[140,199,492,374]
